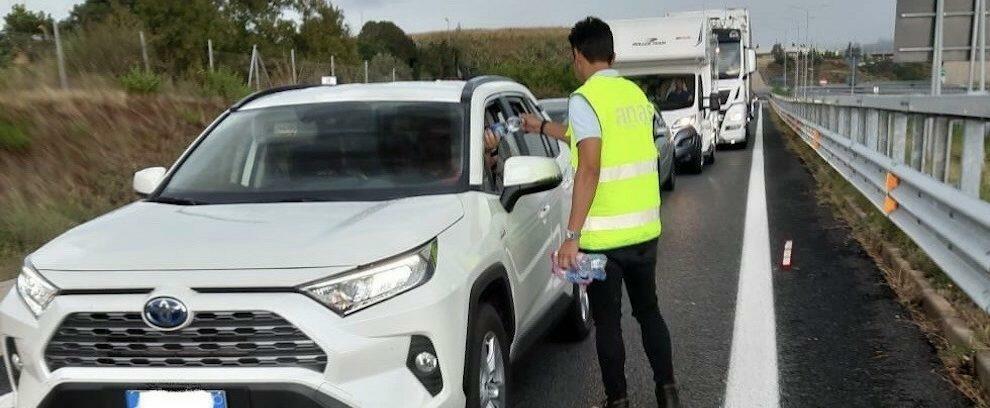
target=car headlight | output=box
[671,116,696,131]
[301,240,437,316]
[16,264,58,317]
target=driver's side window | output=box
[482,98,520,194]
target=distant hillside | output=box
[414,27,577,98]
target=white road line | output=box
[723,104,780,408]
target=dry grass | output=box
[0,90,227,279]
[769,108,990,406]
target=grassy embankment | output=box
[0,90,226,279]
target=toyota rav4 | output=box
[0,77,592,408]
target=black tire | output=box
[556,284,593,341]
[466,304,511,408]
[689,143,704,174]
[661,165,676,191]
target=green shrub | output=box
[200,68,251,100]
[0,121,29,150]
[119,67,162,94]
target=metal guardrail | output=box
[769,94,990,311]
[798,82,970,96]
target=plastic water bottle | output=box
[553,253,608,285]
[490,116,523,138]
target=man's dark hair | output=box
[568,17,615,64]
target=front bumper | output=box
[0,281,469,408]
[718,122,747,144]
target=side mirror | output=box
[500,156,562,211]
[747,49,757,74]
[133,167,166,196]
[709,94,721,112]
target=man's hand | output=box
[556,239,580,271]
[483,129,500,154]
[520,113,544,134]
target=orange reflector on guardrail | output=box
[884,172,900,215]
[812,129,821,150]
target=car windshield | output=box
[156,101,465,204]
[718,41,742,79]
[627,75,696,111]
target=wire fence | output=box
[0,24,419,94]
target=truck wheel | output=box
[690,144,704,174]
[556,284,593,341]
[704,144,716,165]
[466,304,510,408]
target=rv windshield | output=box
[718,42,742,79]
[627,75,696,111]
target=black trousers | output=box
[585,238,675,401]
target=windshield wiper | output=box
[150,196,210,206]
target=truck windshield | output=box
[627,75,697,111]
[718,42,742,79]
[155,101,465,204]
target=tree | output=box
[367,52,412,81]
[295,0,357,63]
[132,0,225,73]
[64,0,139,30]
[357,21,417,67]
[3,4,53,36]
[771,43,784,65]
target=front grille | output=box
[718,90,732,106]
[45,311,327,372]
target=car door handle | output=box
[538,205,551,219]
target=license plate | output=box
[125,390,227,408]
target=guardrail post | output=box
[932,117,949,181]
[839,107,849,137]
[918,117,932,171]
[892,113,908,163]
[850,108,863,143]
[961,120,987,196]
[866,109,880,152]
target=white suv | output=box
[0,77,592,408]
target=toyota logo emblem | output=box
[143,297,190,330]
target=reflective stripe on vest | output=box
[598,159,657,183]
[584,208,661,232]
[567,74,662,250]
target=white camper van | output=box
[668,9,757,147]
[609,16,720,172]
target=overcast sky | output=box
[1,0,896,49]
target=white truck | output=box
[668,9,757,147]
[609,15,721,173]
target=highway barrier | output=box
[769,94,990,311]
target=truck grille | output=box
[45,311,327,372]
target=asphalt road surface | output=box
[0,106,970,408]
[510,105,970,407]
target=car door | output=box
[501,95,569,331]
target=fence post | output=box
[52,21,68,90]
[139,31,150,72]
[208,39,215,72]
[331,55,335,77]
[364,60,369,83]
[247,45,257,88]
[291,49,297,84]
[892,113,908,164]
[932,117,949,181]
[392,67,396,82]
[960,120,986,196]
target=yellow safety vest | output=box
[567,74,662,251]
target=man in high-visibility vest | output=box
[521,17,679,408]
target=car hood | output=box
[660,107,696,129]
[30,196,463,271]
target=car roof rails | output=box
[460,75,515,101]
[230,84,326,111]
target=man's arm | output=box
[568,138,601,233]
[521,114,569,144]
